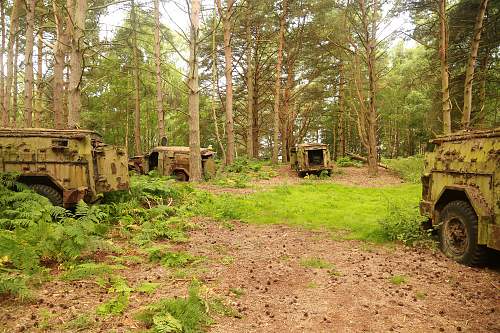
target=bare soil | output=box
[2,220,498,333]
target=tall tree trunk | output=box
[252,28,260,158]
[462,0,488,129]
[246,20,254,158]
[53,1,66,129]
[67,0,88,129]
[4,0,20,127]
[188,0,202,181]
[337,61,346,158]
[439,0,451,134]
[359,0,378,176]
[211,2,226,162]
[24,0,36,127]
[0,0,5,127]
[272,0,287,164]
[12,38,18,126]
[154,0,165,142]
[476,51,488,126]
[131,0,141,155]
[35,27,43,128]
[282,58,294,163]
[216,0,235,165]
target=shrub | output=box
[378,201,430,245]
[336,157,362,168]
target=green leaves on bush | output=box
[378,201,430,245]
[336,157,362,168]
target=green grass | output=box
[383,156,424,183]
[203,183,421,242]
[389,275,408,285]
[300,257,332,269]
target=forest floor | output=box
[1,166,499,333]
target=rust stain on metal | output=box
[0,128,130,207]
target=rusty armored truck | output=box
[0,128,130,207]
[133,146,216,181]
[420,128,499,265]
[290,143,333,177]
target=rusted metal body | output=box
[290,143,333,176]
[133,146,216,181]
[420,128,500,252]
[0,128,129,207]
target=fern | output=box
[0,272,33,301]
[135,282,211,333]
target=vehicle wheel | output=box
[173,170,188,182]
[438,200,487,266]
[29,184,63,206]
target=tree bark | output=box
[439,0,451,134]
[246,19,254,158]
[4,0,20,127]
[0,0,5,127]
[282,57,294,163]
[154,0,165,142]
[67,0,88,129]
[53,1,67,129]
[12,38,18,126]
[131,0,141,155]
[252,27,261,158]
[337,61,346,158]
[188,0,202,181]
[461,0,488,129]
[211,2,226,163]
[35,28,43,128]
[216,0,235,165]
[23,0,36,127]
[272,0,287,164]
[362,0,378,176]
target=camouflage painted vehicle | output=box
[0,128,129,207]
[420,128,499,265]
[290,143,333,177]
[132,146,216,181]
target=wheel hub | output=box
[444,217,468,255]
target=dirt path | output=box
[1,220,498,333]
[189,221,499,333]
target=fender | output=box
[434,185,494,246]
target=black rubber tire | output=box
[30,184,63,206]
[173,170,188,182]
[438,200,487,266]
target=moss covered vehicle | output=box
[0,128,129,207]
[290,143,333,177]
[132,146,216,181]
[420,128,499,265]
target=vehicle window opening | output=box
[308,149,324,166]
[148,152,159,170]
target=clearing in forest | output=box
[0,165,498,333]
